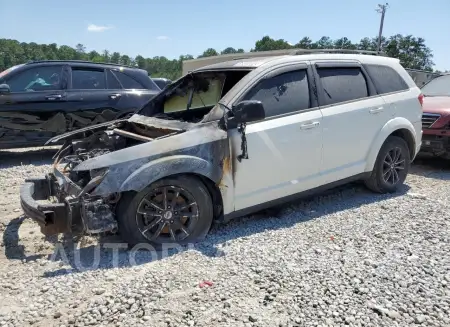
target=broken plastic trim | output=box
[78,169,109,197]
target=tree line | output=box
[0,34,437,81]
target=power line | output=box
[376,3,389,52]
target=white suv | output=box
[21,51,423,246]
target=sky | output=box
[1,0,449,70]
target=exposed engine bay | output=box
[49,115,191,235]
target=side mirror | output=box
[0,84,10,94]
[232,100,265,124]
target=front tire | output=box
[116,175,213,247]
[364,136,410,193]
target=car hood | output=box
[422,96,450,116]
[45,119,126,145]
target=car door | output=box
[64,66,124,130]
[311,61,390,184]
[107,69,155,117]
[0,64,68,147]
[229,62,324,211]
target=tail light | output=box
[418,93,424,107]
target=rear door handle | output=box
[300,121,320,130]
[109,93,122,100]
[45,94,63,100]
[369,107,384,114]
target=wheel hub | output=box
[163,211,173,220]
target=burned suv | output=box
[0,60,160,149]
[20,51,423,246]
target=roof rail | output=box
[291,48,386,56]
[26,59,138,69]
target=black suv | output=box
[151,78,172,90]
[0,60,160,149]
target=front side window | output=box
[0,64,25,80]
[317,67,368,105]
[5,66,63,92]
[421,75,450,97]
[72,68,106,90]
[242,70,310,118]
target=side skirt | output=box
[222,172,371,222]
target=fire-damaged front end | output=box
[20,113,231,237]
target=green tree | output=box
[253,36,292,51]
[295,37,313,49]
[0,35,438,79]
[198,48,219,58]
[383,34,434,71]
[220,47,244,54]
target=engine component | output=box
[81,198,117,234]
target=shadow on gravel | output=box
[410,154,450,181]
[3,181,410,278]
[2,217,46,262]
[0,147,59,169]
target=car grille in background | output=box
[422,113,441,128]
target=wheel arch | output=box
[364,118,417,172]
[119,155,222,193]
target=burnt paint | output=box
[84,119,229,196]
[54,114,233,213]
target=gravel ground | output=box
[0,147,449,327]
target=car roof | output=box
[194,57,282,71]
[25,60,144,72]
[195,53,401,72]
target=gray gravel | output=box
[0,148,449,327]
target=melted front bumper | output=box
[20,175,72,236]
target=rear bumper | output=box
[20,176,71,236]
[420,132,450,155]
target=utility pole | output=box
[376,3,389,52]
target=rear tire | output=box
[364,136,410,193]
[116,175,213,247]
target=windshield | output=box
[421,74,450,97]
[0,64,25,79]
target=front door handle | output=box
[369,107,384,114]
[45,94,63,100]
[109,93,121,100]
[300,121,320,130]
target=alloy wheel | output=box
[135,186,199,242]
[382,147,405,185]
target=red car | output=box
[420,74,450,159]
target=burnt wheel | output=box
[116,175,213,247]
[364,136,410,193]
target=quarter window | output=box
[5,66,63,92]
[112,70,145,89]
[365,64,409,94]
[243,70,310,117]
[72,68,106,90]
[317,67,368,105]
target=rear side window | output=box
[112,70,145,89]
[365,64,409,94]
[317,67,368,105]
[72,68,106,90]
[243,70,310,118]
[106,70,122,89]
